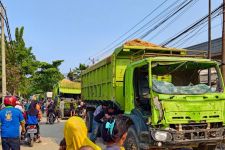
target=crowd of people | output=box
[0,95,63,150]
[60,102,130,150]
[0,96,44,150]
[0,96,129,150]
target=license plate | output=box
[27,129,37,134]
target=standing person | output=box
[62,116,101,150]
[40,98,45,114]
[24,100,30,111]
[54,105,60,122]
[36,101,42,121]
[59,99,65,119]
[90,103,115,143]
[89,103,107,142]
[0,96,25,150]
[101,116,130,150]
[69,99,75,117]
[24,101,42,143]
[75,101,86,119]
[46,98,54,124]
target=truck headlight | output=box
[151,131,172,142]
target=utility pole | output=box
[1,6,6,97]
[222,0,225,81]
[208,0,211,86]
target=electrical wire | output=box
[170,11,222,48]
[140,0,195,39]
[91,0,195,63]
[0,0,14,51]
[180,22,222,48]
[160,3,223,46]
[84,0,171,64]
[148,0,199,41]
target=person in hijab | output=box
[101,116,130,150]
[24,100,41,142]
[63,116,101,150]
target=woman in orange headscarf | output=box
[64,116,101,150]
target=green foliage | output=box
[32,60,64,93]
[6,27,38,95]
[67,63,88,81]
[3,27,64,97]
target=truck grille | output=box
[170,127,225,143]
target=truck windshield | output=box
[151,61,223,95]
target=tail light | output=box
[27,125,36,129]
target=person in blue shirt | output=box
[0,96,25,150]
[24,100,41,143]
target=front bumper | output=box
[140,127,225,148]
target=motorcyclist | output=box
[24,100,42,143]
[46,99,55,124]
[0,96,25,150]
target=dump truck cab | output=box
[124,57,225,149]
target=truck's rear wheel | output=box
[124,125,140,150]
[86,111,93,132]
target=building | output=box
[186,37,222,59]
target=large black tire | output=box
[86,111,93,132]
[124,125,140,150]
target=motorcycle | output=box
[48,112,56,124]
[24,125,38,147]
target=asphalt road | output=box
[40,121,64,144]
[36,119,105,149]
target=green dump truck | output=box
[53,79,81,118]
[81,39,225,149]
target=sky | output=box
[2,0,223,73]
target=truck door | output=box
[133,64,151,111]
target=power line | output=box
[175,18,221,48]
[0,0,14,51]
[140,0,195,39]
[170,11,222,48]
[85,0,169,64]
[90,0,195,63]
[160,3,223,46]
[148,0,199,41]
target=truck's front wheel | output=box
[86,111,93,132]
[124,125,140,150]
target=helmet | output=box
[4,96,17,106]
[16,101,20,105]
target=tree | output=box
[67,63,88,81]
[32,60,64,93]
[1,27,64,97]
[5,27,38,95]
